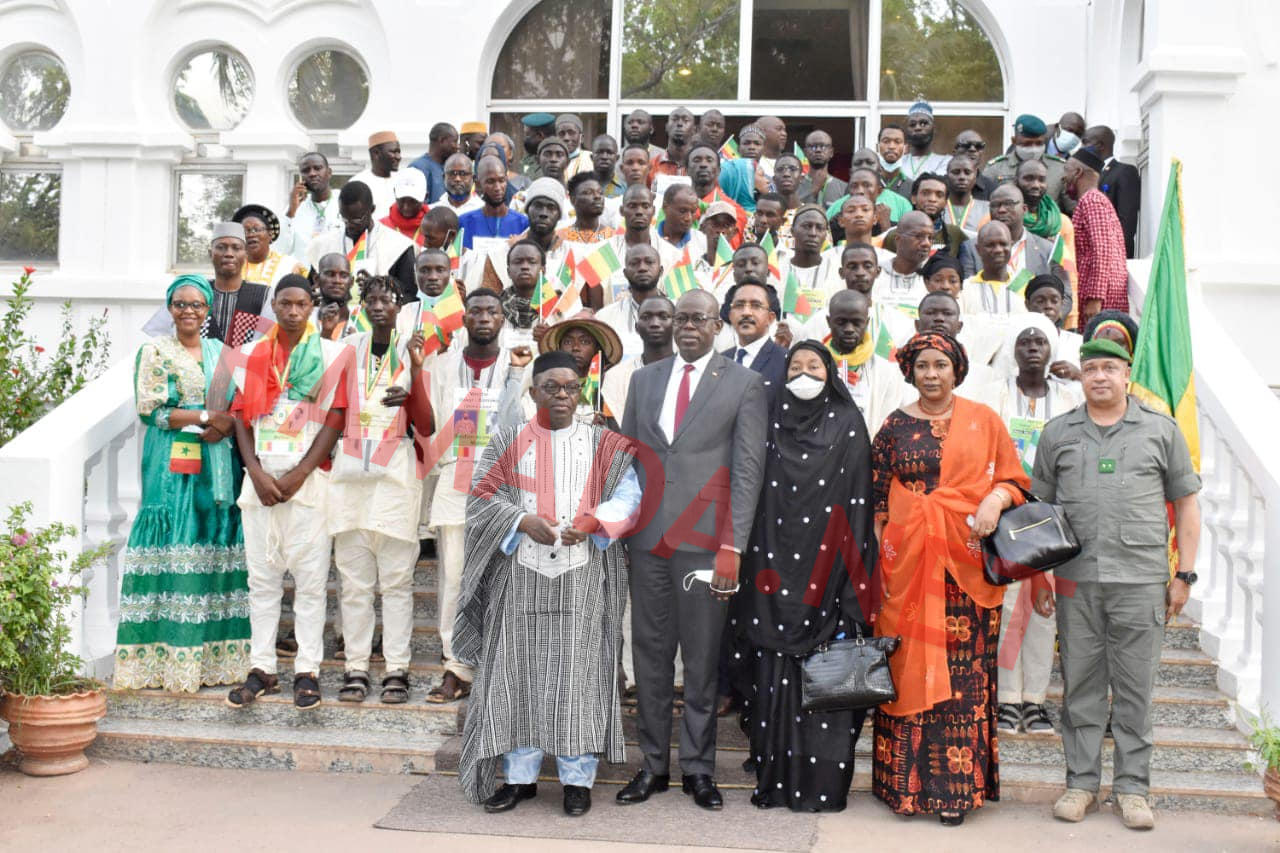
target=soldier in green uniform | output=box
[519,113,555,180]
[1030,338,1202,831]
[982,114,1068,205]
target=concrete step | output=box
[1050,647,1219,690]
[104,682,459,737]
[429,737,1269,815]
[1162,615,1201,651]
[1044,683,1234,730]
[276,659,449,692]
[281,581,439,622]
[89,717,447,774]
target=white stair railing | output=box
[1128,259,1279,729]
[0,358,138,679]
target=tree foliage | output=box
[287,50,369,130]
[0,172,59,262]
[492,0,612,100]
[0,53,70,131]
[879,0,1003,102]
[621,0,739,100]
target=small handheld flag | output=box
[714,233,733,269]
[532,272,559,321]
[663,248,699,298]
[582,351,602,408]
[350,305,372,333]
[719,136,739,160]
[346,231,368,263]
[759,231,781,282]
[782,265,813,320]
[447,228,464,272]
[793,141,810,176]
[551,250,582,318]
[575,242,623,287]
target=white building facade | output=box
[0,0,1273,382]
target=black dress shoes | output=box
[682,774,723,810]
[563,785,592,816]
[483,782,537,813]
[615,769,670,803]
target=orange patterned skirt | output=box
[872,574,1001,815]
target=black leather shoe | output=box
[615,769,670,804]
[563,785,592,816]
[682,774,723,810]
[483,783,537,813]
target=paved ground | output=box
[1,761,1276,852]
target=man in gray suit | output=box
[617,289,768,811]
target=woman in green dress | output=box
[114,275,251,692]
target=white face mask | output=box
[878,154,901,173]
[1054,130,1080,154]
[1014,143,1046,161]
[786,373,826,400]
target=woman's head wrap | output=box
[921,253,963,281]
[167,274,213,308]
[895,332,969,386]
[1082,309,1139,354]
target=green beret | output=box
[1079,338,1132,364]
[522,113,555,128]
[1013,114,1047,136]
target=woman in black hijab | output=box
[732,340,877,812]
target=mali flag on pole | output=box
[759,232,781,281]
[421,279,465,348]
[1131,160,1199,473]
[350,305,372,333]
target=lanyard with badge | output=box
[359,334,404,439]
[255,357,311,469]
[1007,378,1051,475]
[450,357,501,462]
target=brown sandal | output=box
[426,671,471,704]
[226,668,279,708]
[293,672,322,710]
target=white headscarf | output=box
[996,311,1060,377]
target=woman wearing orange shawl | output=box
[869,332,1030,826]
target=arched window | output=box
[0,50,69,263]
[487,0,1007,169]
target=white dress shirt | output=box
[659,349,714,443]
[731,333,769,369]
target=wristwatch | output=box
[1174,571,1198,585]
[198,410,210,425]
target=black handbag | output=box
[982,486,1082,585]
[800,626,900,713]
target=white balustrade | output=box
[1128,259,1280,728]
[0,358,138,679]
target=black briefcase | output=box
[982,487,1081,585]
[800,627,900,713]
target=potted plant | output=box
[1250,711,1280,821]
[0,501,113,776]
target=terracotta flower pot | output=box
[1265,767,1280,822]
[1,689,106,776]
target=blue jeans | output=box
[503,746,599,787]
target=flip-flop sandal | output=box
[338,670,370,703]
[426,672,470,704]
[226,668,279,708]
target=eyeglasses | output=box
[774,165,802,175]
[243,226,269,236]
[672,313,716,328]
[538,380,585,397]
[171,300,208,311]
[955,141,986,151]
[730,300,768,312]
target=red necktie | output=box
[673,363,694,433]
